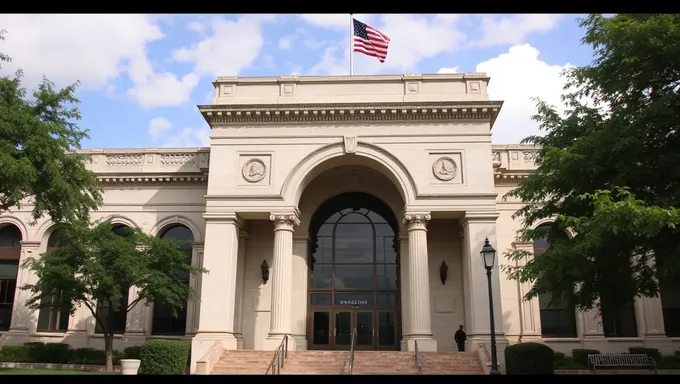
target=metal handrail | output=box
[414,340,423,375]
[265,335,289,374]
[348,328,357,375]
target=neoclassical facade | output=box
[0,74,678,373]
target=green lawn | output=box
[0,368,118,375]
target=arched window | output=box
[151,225,193,336]
[0,224,21,331]
[94,224,131,335]
[37,227,72,332]
[533,224,578,338]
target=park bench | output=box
[588,353,657,374]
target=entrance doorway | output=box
[307,192,401,351]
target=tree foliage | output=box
[503,14,680,313]
[21,219,207,371]
[0,30,102,223]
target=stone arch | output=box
[281,142,417,208]
[0,216,28,242]
[150,215,203,242]
[532,219,576,239]
[101,215,141,230]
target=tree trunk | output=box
[104,332,114,372]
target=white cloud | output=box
[127,72,200,109]
[306,14,467,75]
[148,117,211,147]
[475,14,564,47]
[172,14,276,78]
[0,14,163,91]
[148,117,172,140]
[441,44,573,144]
[437,66,459,74]
[278,35,295,50]
[299,14,373,29]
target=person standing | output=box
[454,324,466,352]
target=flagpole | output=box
[349,13,354,76]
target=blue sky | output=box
[0,14,593,148]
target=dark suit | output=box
[454,329,466,352]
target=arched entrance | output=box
[307,192,400,350]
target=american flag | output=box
[353,18,390,63]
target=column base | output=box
[190,332,239,374]
[401,336,438,352]
[234,333,245,349]
[263,334,296,351]
[293,335,307,350]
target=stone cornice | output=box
[198,101,503,126]
[97,174,207,186]
[492,145,539,186]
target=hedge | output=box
[0,342,138,365]
[629,347,662,363]
[572,348,600,367]
[505,342,555,375]
[139,339,189,375]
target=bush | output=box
[659,355,680,369]
[556,356,587,370]
[0,343,122,365]
[124,346,142,360]
[139,339,190,375]
[629,347,662,363]
[505,342,555,375]
[553,352,565,369]
[572,348,600,367]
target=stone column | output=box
[190,213,242,373]
[264,213,299,350]
[641,295,666,337]
[461,215,507,364]
[398,236,410,348]
[292,236,309,350]
[402,213,437,351]
[233,230,249,349]
[513,242,542,340]
[187,242,205,335]
[9,241,40,333]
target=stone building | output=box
[0,74,678,373]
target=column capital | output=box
[202,212,244,227]
[462,212,499,226]
[270,213,300,231]
[403,213,431,231]
[239,230,250,240]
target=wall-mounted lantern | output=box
[260,260,270,284]
[439,261,448,285]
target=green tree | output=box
[504,14,680,314]
[0,29,102,223]
[21,219,206,371]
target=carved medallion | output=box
[242,159,267,183]
[432,157,457,181]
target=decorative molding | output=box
[242,158,267,183]
[343,136,357,154]
[97,175,207,186]
[199,101,502,126]
[403,213,431,230]
[432,156,457,181]
[269,214,300,231]
[160,153,196,166]
[106,154,143,166]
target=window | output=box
[151,225,193,336]
[94,225,130,335]
[533,224,578,338]
[0,225,21,331]
[602,300,638,337]
[37,228,72,332]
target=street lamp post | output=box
[481,237,501,375]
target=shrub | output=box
[556,356,587,370]
[1,344,34,362]
[0,343,121,366]
[553,352,565,369]
[139,339,190,375]
[629,347,661,363]
[505,342,555,375]
[572,348,600,367]
[124,346,142,360]
[659,355,680,369]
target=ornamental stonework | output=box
[432,157,457,181]
[403,213,431,230]
[242,158,267,183]
[270,214,300,230]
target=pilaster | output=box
[9,241,40,333]
[233,231,249,349]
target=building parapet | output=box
[492,145,539,185]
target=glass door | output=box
[354,311,375,350]
[309,311,332,349]
[376,311,398,350]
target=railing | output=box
[348,328,357,375]
[414,340,423,375]
[265,335,289,375]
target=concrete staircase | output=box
[210,350,484,375]
[419,352,485,374]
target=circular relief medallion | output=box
[432,157,457,181]
[242,159,267,183]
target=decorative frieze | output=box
[97,176,207,185]
[199,101,502,125]
[160,153,196,166]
